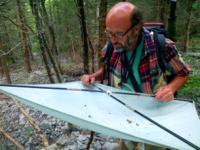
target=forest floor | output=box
[0,52,199,150]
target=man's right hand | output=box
[81,74,95,86]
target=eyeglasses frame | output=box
[105,24,136,39]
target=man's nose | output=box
[110,35,119,43]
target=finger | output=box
[90,77,95,84]
[155,89,165,100]
[81,75,90,85]
[160,94,173,102]
[156,92,174,102]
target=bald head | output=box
[106,2,142,30]
[105,2,143,51]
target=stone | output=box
[102,142,119,150]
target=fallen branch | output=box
[0,42,21,57]
[0,127,24,150]
[12,97,49,147]
[86,131,94,150]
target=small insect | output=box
[126,119,132,124]
[136,123,139,126]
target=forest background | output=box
[0,0,200,100]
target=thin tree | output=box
[168,0,177,41]
[40,0,63,75]
[29,0,55,83]
[87,31,95,73]
[38,0,62,81]
[183,0,197,51]
[97,0,107,65]
[0,23,13,83]
[156,0,169,24]
[75,0,89,73]
[29,0,62,83]
[0,36,12,84]
[16,0,32,73]
[0,57,12,84]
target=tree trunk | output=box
[2,57,12,84]
[0,40,12,84]
[183,0,196,52]
[42,34,63,82]
[16,0,32,73]
[76,0,89,74]
[40,0,63,75]
[156,0,168,24]
[0,56,3,77]
[156,0,161,22]
[168,0,177,41]
[70,38,76,60]
[41,0,58,56]
[0,25,13,83]
[87,33,95,73]
[3,24,16,64]
[27,34,34,61]
[29,0,63,83]
[48,0,53,22]
[29,0,55,83]
[97,0,107,66]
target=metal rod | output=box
[0,84,102,93]
[112,91,193,103]
[0,84,193,102]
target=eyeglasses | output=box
[105,24,135,39]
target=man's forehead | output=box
[106,10,131,28]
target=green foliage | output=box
[31,37,40,53]
[193,1,200,11]
[24,127,33,137]
[178,75,200,100]
[188,36,200,51]
[178,54,200,100]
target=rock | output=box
[56,135,70,147]
[19,114,26,125]
[77,140,85,149]
[93,140,102,150]
[102,142,119,150]
[24,137,35,150]
[78,134,88,143]
[64,145,76,150]
[40,144,57,150]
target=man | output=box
[81,2,189,150]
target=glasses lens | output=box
[105,30,124,39]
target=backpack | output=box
[144,22,168,74]
[103,22,175,92]
[145,22,176,85]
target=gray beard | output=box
[113,36,137,53]
[113,47,124,53]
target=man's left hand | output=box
[155,86,174,102]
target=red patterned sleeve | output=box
[164,39,190,77]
